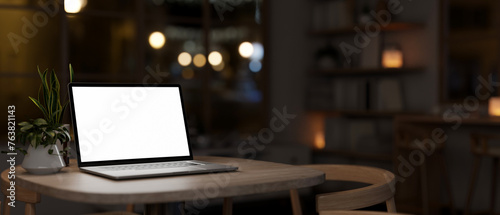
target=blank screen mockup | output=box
[71,86,190,162]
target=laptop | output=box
[68,83,238,180]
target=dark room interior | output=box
[1,0,499,215]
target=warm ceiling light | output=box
[178,52,192,66]
[193,54,206,68]
[65,0,87,13]
[238,42,254,58]
[208,51,223,66]
[149,31,166,49]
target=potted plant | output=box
[16,65,74,174]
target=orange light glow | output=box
[314,132,325,149]
[382,48,403,68]
[489,97,500,116]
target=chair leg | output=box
[222,197,232,215]
[386,197,397,213]
[3,196,10,215]
[490,158,499,215]
[25,203,36,215]
[439,152,456,215]
[420,161,429,215]
[289,189,302,215]
[465,156,482,215]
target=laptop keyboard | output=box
[100,162,201,171]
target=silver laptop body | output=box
[68,83,237,180]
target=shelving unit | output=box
[306,0,426,163]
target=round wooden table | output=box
[14,156,325,215]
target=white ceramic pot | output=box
[21,144,65,174]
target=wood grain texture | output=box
[289,189,303,215]
[1,169,41,204]
[290,164,396,214]
[1,166,41,215]
[15,156,325,204]
[85,212,138,215]
[319,211,413,215]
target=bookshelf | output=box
[306,0,426,163]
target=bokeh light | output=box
[65,0,87,13]
[208,51,223,66]
[149,31,166,49]
[178,52,192,66]
[249,60,262,72]
[193,54,206,68]
[212,61,225,72]
[250,42,264,61]
[239,42,254,58]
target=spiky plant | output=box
[29,64,74,125]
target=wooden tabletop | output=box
[14,156,325,204]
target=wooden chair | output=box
[319,211,412,215]
[85,211,137,215]
[289,164,397,215]
[465,133,500,215]
[1,169,40,215]
[395,123,455,214]
[1,168,137,215]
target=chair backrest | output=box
[319,210,412,215]
[1,169,40,215]
[297,164,397,213]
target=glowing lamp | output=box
[314,132,325,149]
[382,45,403,68]
[65,0,87,13]
[489,97,500,116]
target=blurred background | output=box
[0,0,499,214]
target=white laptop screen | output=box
[71,86,191,162]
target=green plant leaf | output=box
[69,64,74,82]
[19,148,27,155]
[29,97,49,120]
[20,124,33,132]
[46,130,56,138]
[40,68,49,104]
[50,69,61,123]
[33,118,47,126]
[30,133,37,146]
[18,121,30,126]
[48,149,53,154]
